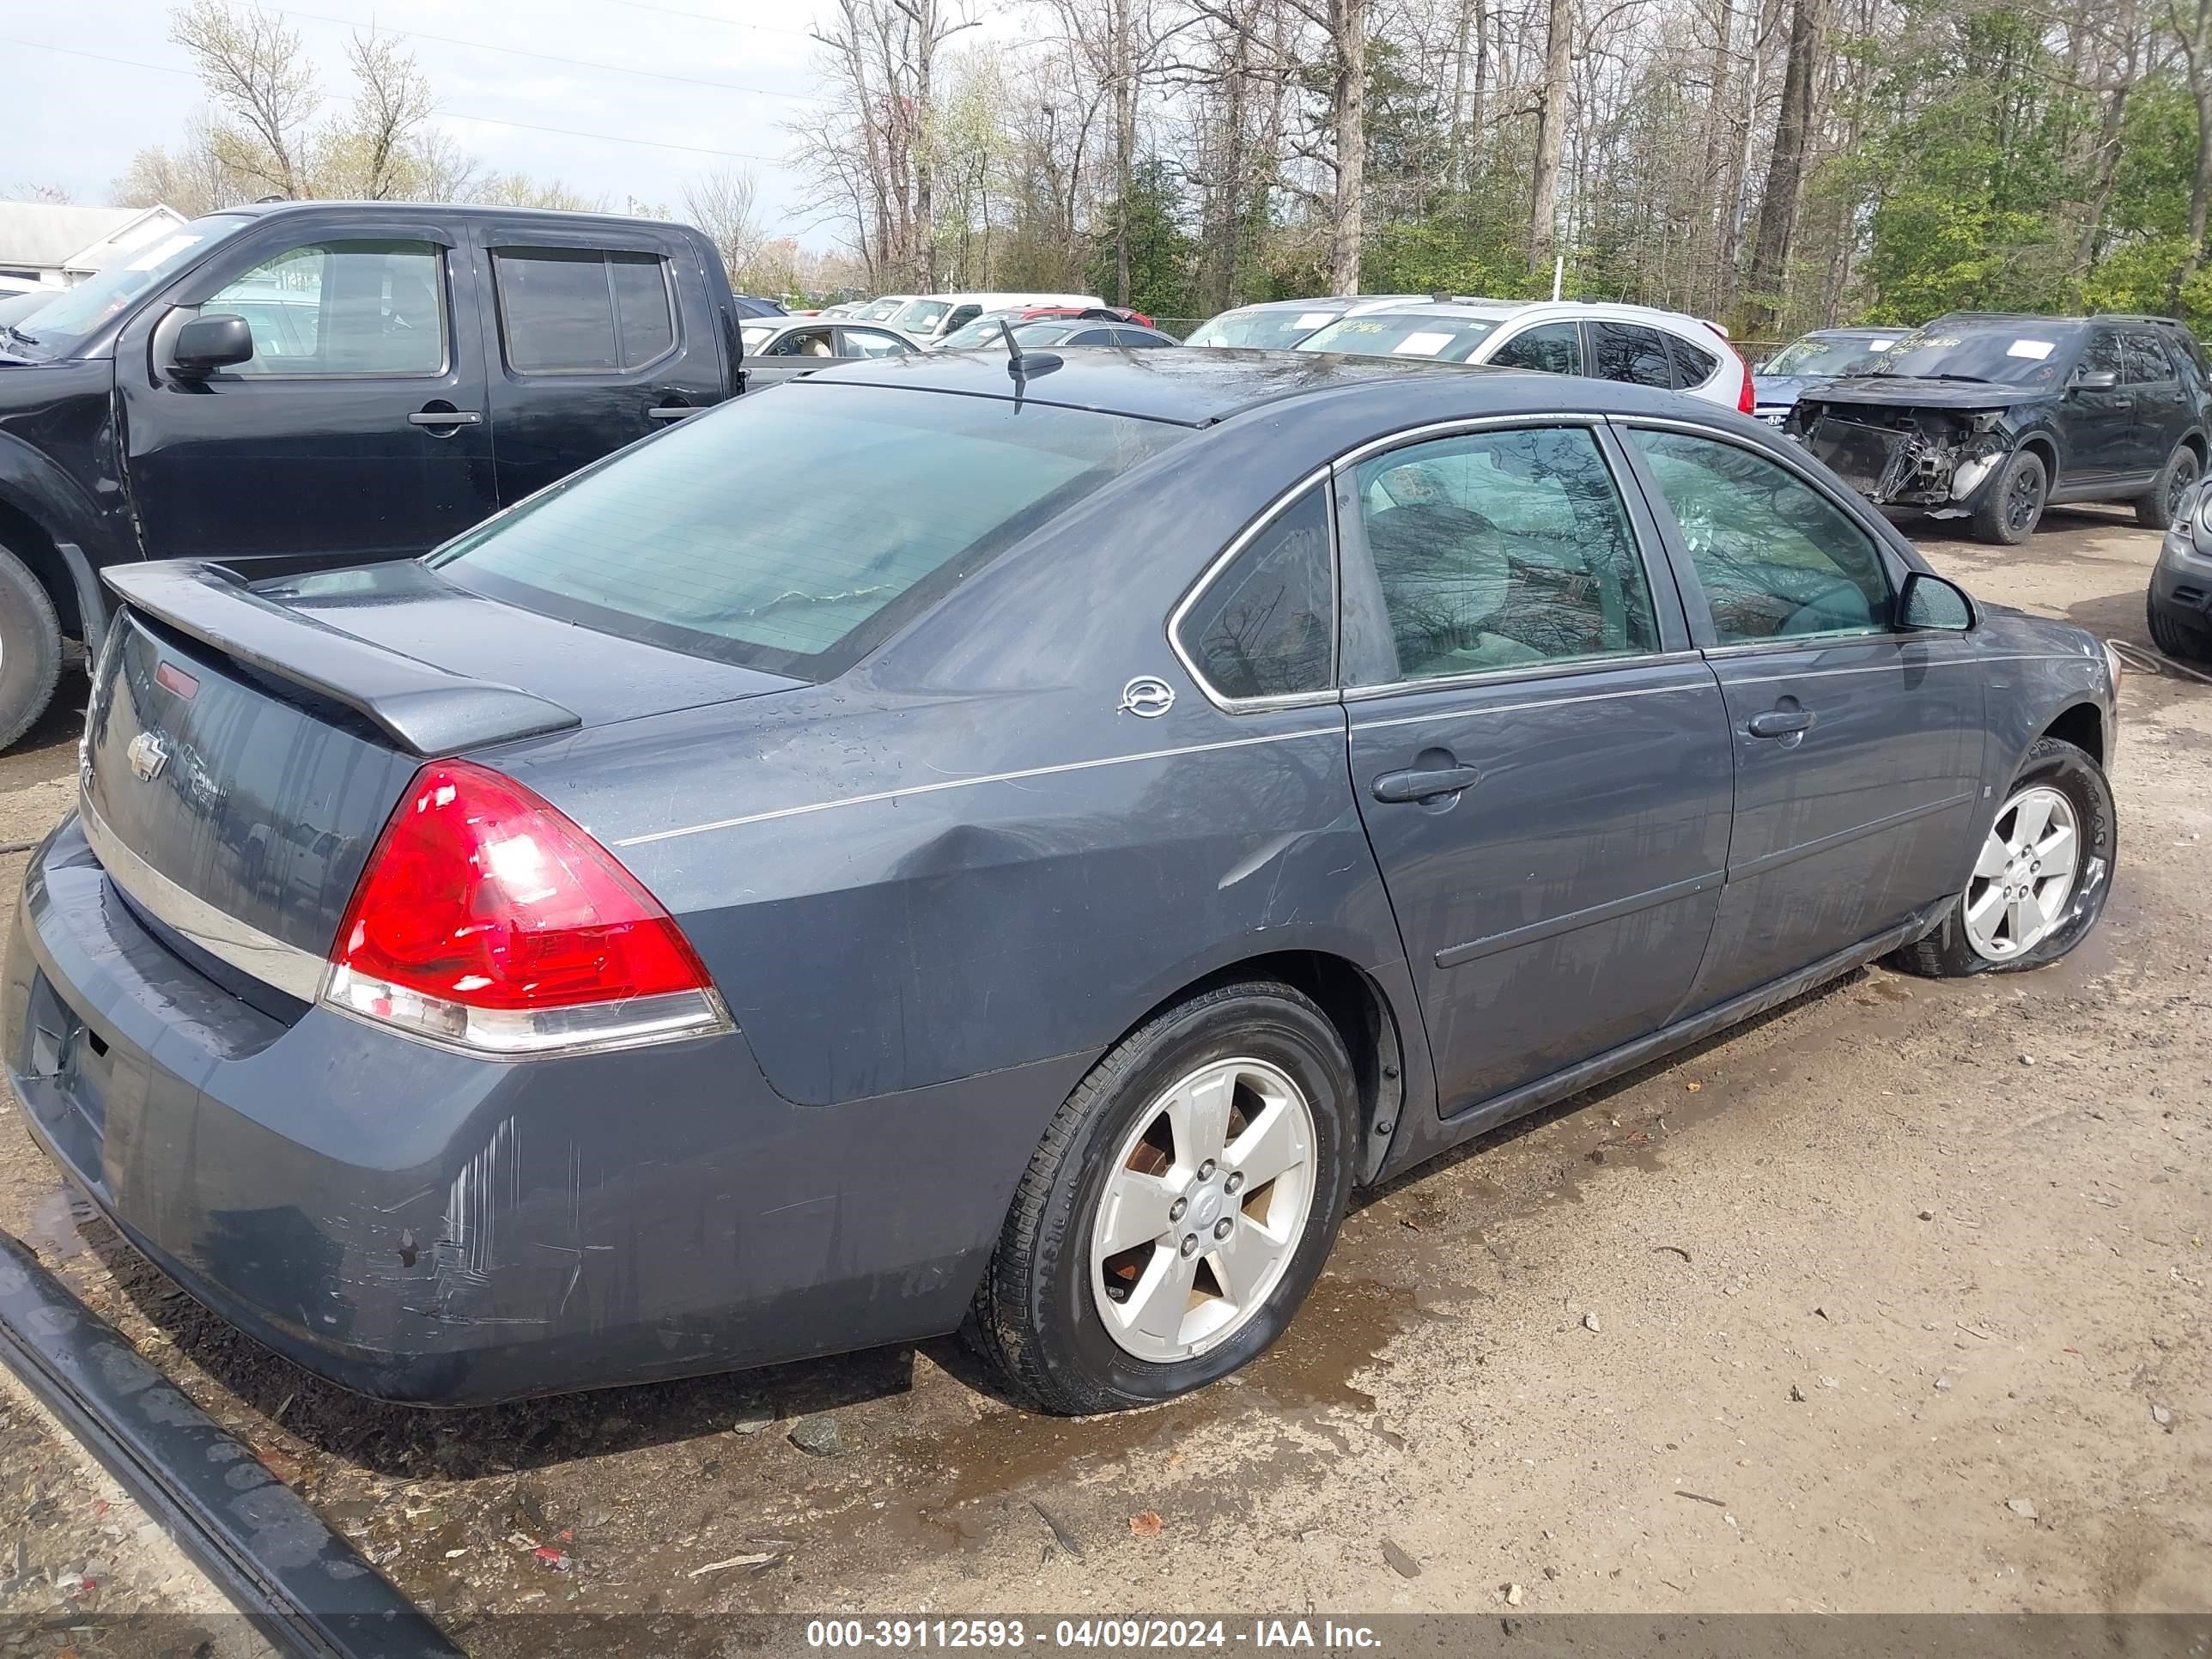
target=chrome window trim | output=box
[79,796,327,1002]
[1164,465,1342,714]
[1329,410,1603,475]
[1341,648,1704,703]
[1350,676,1698,734]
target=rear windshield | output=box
[1297,312,1499,362]
[1186,307,1342,349]
[429,385,1188,679]
[1874,322,2080,387]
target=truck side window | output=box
[494,247,677,374]
[205,241,445,376]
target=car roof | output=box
[795,344,1731,428]
[210,199,701,237]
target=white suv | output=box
[1285,297,1753,414]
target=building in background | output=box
[0,203,189,291]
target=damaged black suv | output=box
[1787,312,2209,544]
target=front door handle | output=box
[407,408,482,428]
[647,405,696,421]
[1747,706,1816,739]
[1371,764,1481,804]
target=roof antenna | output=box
[1001,317,1026,384]
[998,317,1060,398]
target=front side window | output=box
[2120,331,2176,385]
[1486,322,1581,375]
[205,240,444,375]
[1590,321,1672,387]
[1628,428,1890,643]
[494,247,675,374]
[1349,426,1659,683]
[840,327,911,359]
[2075,332,2124,381]
[1176,486,1333,701]
[431,386,1187,679]
[767,327,836,357]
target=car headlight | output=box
[2103,637,2124,694]
[2194,477,2212,538]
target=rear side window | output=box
[1590,322,1673,387]
[431,386,1186,678]
[494,247,676,374]
[2120,331,2177,384]
[1176,487,1333,701]
[1487,322,1581,374]
[1666,333,1719,386]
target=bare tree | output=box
[684,167,769,283]
[331,29,438,200]
[168,0,320,198]
[1741,0,1819,329]
[1529,0,1575,277]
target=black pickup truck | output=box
[0,200,750,748]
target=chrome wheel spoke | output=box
[2011,791,2055,850]
[1963,784,2081,963]
[1206,1217,1273,1308]
[1125,1246,1198,1345]
[1165,1068,1233,1171]
[1097,1170,1180,1255]
[1966,883,2005,930]
[1227,1095,1306,1189]
[1973,836,2010,879]
[2034,822,2076,873]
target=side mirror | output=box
[1898,569,1975,632]
[2071,368,2118,392]
[170,312,255,378]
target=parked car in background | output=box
[0,198,758,750]
[887,291,1105,343]
[731,294,787,319]
[933,306,1161,351]
[1751,325,1909,425]
[856,295,914,322]
[987,317,1179,349]
[2149,478,2212,660]
[1293,298,1753,413]
[738,314,920,387]
[8,349,2118,1413]
[1787,312,2210,544]
[1183,295,1428,349]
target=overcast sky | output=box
[2,0,849,245]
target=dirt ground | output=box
[0,507,2202,1644]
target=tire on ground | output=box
[969,978,1358,1415]
[0,542,64,754]
[2147,592,2212,663]
[1888,735,2115,979]
[2136,441,2203,532]
[1970,448,2048,546]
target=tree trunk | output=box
[1742,0,1817,333]
[1328,0,1367,295]
[1527,0,1572,277]
[1114,0,1136,306]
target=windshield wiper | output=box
[0,325,38,349]
[1884,370,1990,383]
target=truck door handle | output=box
[1747,706,1816,739]
[646,405,696,421]
[407,409,481,428]
[1371,764,1481,804]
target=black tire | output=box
[0,542,63,753]
[1970,448,2048,545]
[2147,592,2212,663]
[1888,736,2115,979]
[969,980,1358,1415]
[2136,442,2203,531]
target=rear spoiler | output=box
[102,561,580,756]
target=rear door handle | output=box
[407,410,482,427]
[1747,707,1816,738]
[647,405,696,421]
[1371,764,1481,804]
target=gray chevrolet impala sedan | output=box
[7,349,2118,1411]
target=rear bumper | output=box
[6,815,1066,1404]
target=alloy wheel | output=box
[1090,1056,1316,1363]
[2168,452,2202,521]
[2006,465,2045,536]
[1964,785,2081,961]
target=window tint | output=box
[1628,429,1891,643]
[1350,426,1659,682]
[494,247,675,373]
[1113,326,1170,348]
[1486,321,1581,374]
[1070,328,1117,345]
[1589,321,1672,387]
[2076,332,2124,380]
[1666,333,1719,386]
[431,386,1186,679]
[610,252,674,365]
[206,240,444,375]
[1176,487,1333,700]
[2120,331,2176,384]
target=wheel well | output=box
[2184,431,2208,464]
[2040,702,2104,766]
[1121,951,1406,1181]
[0,496,80,641]
[2017,433,2059,477]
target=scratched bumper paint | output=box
[4,813,1081,1405]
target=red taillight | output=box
[324,760,726,1055]
[1730,343,1756,416]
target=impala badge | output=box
[126,732,170,783]
[1119,676,1176,719]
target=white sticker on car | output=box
[1394,332,1455,357]
[1294,313,1332,328]
[2008,339,2056,360]
[1869,339,1893,350]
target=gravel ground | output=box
[0,507,2201,1645]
